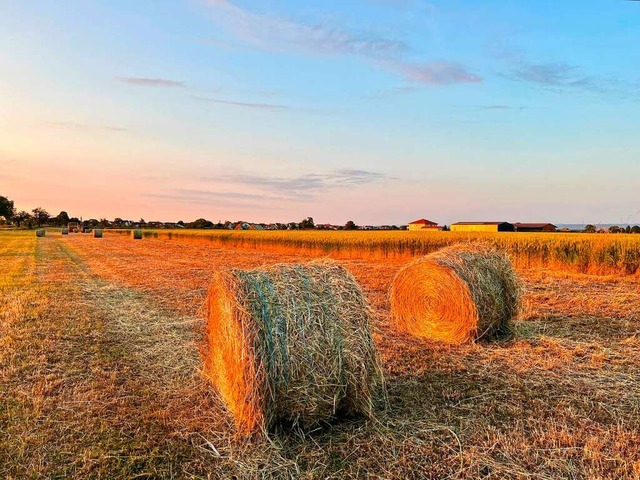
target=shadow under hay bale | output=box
[204,260,385,436]
[93,229,103,238]
[35,229,46,237]
[390,243,521,345]
[131,229,142,240]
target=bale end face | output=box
[61,228,69,235]
[204,261,384,436]
[35,229,46,237]
[131,229,143,240]
[94,229,103,238]
[390,243,521,345]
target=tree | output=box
[31,207,50,227]
[344,220,357,230]
[13,211,31,227]
[631,225,640,234]
[609,225,621,234]
[189,218,214,229]
[625,225,632,234]
[584,224,597,233]
[0,196,15,220]
[300,217,315,229]
[54,211,70,226]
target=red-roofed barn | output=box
[408,218,442,231]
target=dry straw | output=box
[35,229,46,237]
[204,260,385,436]
[132,229,143,240]
[390,243,521,345]
[94,229,103,238]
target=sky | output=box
[1,0,639,225]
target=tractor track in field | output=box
[37,236,202,380]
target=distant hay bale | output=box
[94,229,103,238]
[390,243,521,345]
[61,228,69,235]
[132,229,143,240]
[205,260,384,436]
[35,229,45,237]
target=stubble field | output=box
[1,229,639,479]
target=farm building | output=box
[450,222,515,233]
[514,223,557,232]
[408,218,442,231]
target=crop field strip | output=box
[111,229,640,276]
[2,230,640,478]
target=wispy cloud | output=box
[118,77,185,88]
[205,0,406,58]
[368,0,416,7]
[474,105,529,111]
[389,61,481,85]
[48,121,127,132]
[204,0,479,86]
[213,169,391,199]
[142,189,287,209]
[502,62,633,95]
[194,96,291,111]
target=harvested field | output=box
[2,230,640,478]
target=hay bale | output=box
[131,229,143,240]
[390,243,521,345]
[94,229,103,238]
[205,260,384,435]
[61,228,69,235]
[35,229,46,237]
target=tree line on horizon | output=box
[0,195,368,231]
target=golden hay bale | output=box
[204,260,384,436]
[390,243,521,345]
[131,229,143,240]
[61,228,69,235]
[35,229,46,237]
[94,229,103,238]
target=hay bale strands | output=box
[390,243,521,345]
[93,229,103,238]
[205,260,385,436]
[131,229,143,240]
[61,228,69,235]
[35,229,46,237]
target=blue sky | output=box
[1,0,639,224]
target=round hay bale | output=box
[131,229,143,240]
[94,229,103,238]
[35,229,46,237]
[390,243,521,345]
[205,260,384,436]
[61,228,69,235]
